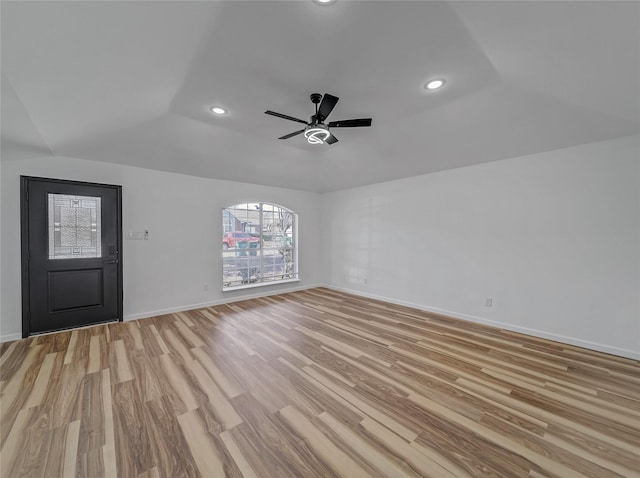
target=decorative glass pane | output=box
[48,194,101,259]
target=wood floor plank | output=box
[0,407,36,477]
[102,369,117,478]
[231,393,339,478]
[279,404,375,478]
[175,320,205,348]
[276,357,364,426]
[408,392,590,477]
[189,359,243,430]
[149,324,170,355]
[0,344,44,445]
[111,339,134,383]
[220,429,259,478]
[162,328,193,364]
[62,420,81,478]
[318,411,421,478]
[62,331,78,365]
[77,370,105,456]
[176,410,227,477]
[128,322,145,350]
[48,360,85,429]
[111,379,156,476]
[129,348,164,404]
[158,354,199,412]
[361,415,462,478]
[23,352,58,409]
[1,287,638,477]
[191,347,244,399]
[0,340,20,373]
[87,334,102,374]
[143,395,199,477]
[303,364,420,442]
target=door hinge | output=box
[25,189,29,201]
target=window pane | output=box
[222,203,297,289]
[48,194,101,259]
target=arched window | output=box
[222,203,298,290]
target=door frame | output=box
[20,176,123,338]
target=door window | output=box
[48,193,102,259]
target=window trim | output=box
[221,277,300,293]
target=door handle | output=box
[103,259,119,264]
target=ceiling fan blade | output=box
[327,118,372,128]
[278,129,305,140]
[265,110,308,124]
[317,94,339,122]
[325,134,339,145]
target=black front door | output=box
[21,177,123,336]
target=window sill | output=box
[222,278,300,292]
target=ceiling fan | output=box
[265,93,372,145]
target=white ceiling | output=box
[2,1,639,193]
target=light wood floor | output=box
[1,288,639,477]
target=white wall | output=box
[322,135,640,359]
[3,136,638,360]
[1,156,323,341]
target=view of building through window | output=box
[222,203,297,289]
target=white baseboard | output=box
[124,282,323,322]
[5,282,638,362]
[0,333,22,343]
[323,284,640,361]
[0,283,322,343]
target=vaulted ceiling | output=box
[2,1,639,192]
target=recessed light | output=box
[314,0,336,5]
[210,106,227,115]
[425,79,446,90]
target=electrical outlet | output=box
[484,298,493,307]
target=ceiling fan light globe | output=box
[304,126,330,144]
